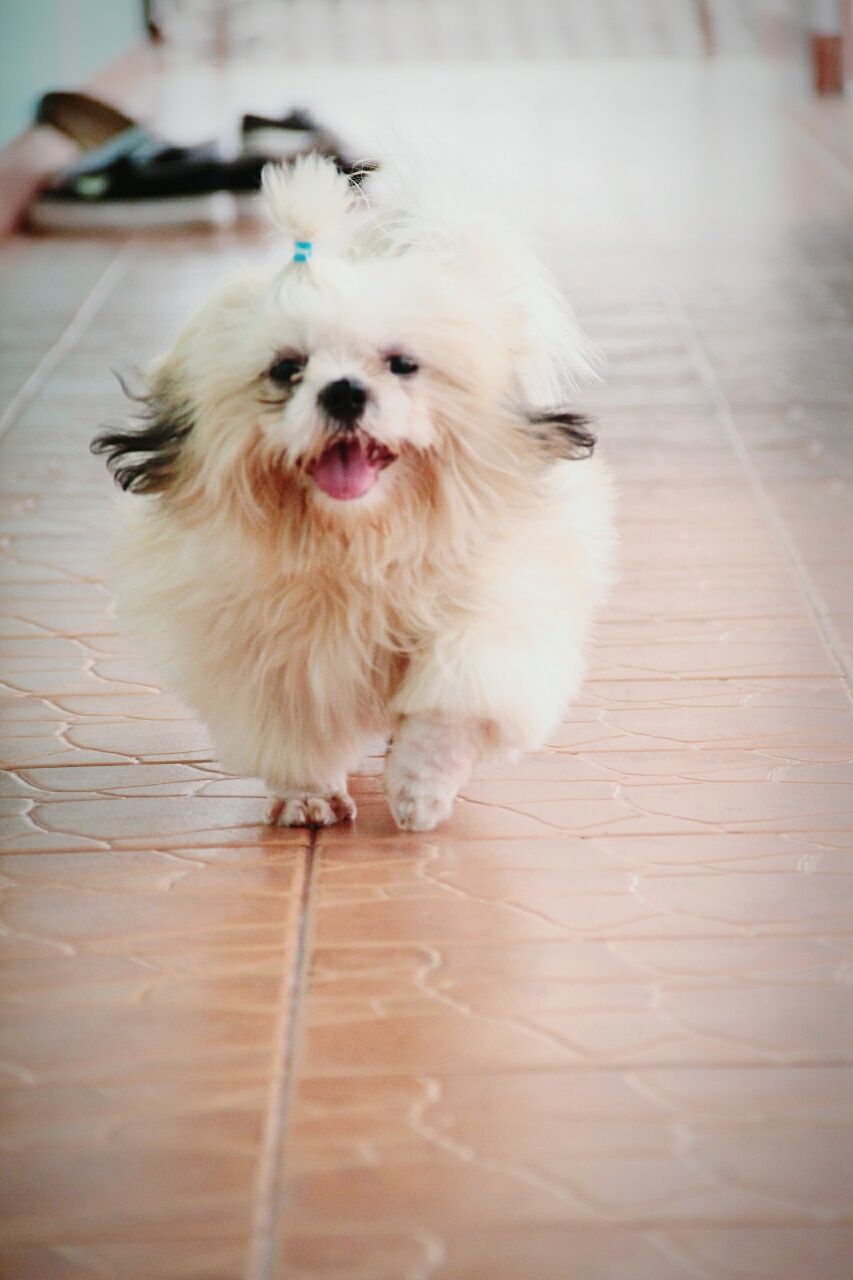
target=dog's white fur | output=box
[104,156,615,831]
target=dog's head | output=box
[94,156,595,534]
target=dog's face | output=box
[247,255,494,508]
[97,253,512,518]
[93,158,595,529]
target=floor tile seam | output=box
[8,756,853,774]
[245,833,319,1280]
[596,614,845,624]
[669,302,853,703]
[0,759,219,772]
[206,1220,853,1234]
[586,675,849,682]
[5,837,853,857]
[286,1060,853,1080]
[6,730,853,758]
[264,1214,853,1230]
[0,842,309,856]
[5,1063,852,1085]
[0,247,137,446]
[0,760,218,769]
[3,673,848,688]
[301,929,853,944]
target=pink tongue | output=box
[311,439,381,501]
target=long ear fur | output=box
[91,373,194,494]
[528,410,596,461]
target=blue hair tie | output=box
[293,239,313,263]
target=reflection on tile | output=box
[0,848,305,1268]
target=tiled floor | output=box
[2,37,853,1280]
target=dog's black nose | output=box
[319,377,368,424]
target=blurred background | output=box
[1,2,851,246]
[2,3,850,256]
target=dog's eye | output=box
[387,353,419,376]
[268,355,305,385]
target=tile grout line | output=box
[245,831,320,1280]
[671,299,853,706]
[0,245,137,445]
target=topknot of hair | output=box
[262,154,357,247]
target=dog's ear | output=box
[528,410,596,461]
[91,369,195,495]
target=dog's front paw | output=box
[266,790,356,828]
[387,781,455,832]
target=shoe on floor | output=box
[240,107,329,159]
[27,127,249,231]
[234,106,377,217]
[27,91,376,232]
[35,90,136,150]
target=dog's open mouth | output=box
[308,433,397,501]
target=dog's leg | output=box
[385,714,484,832]
[266,780,356,828]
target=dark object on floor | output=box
[242,106,331,157]
[36,91,136,150]
[28,91,375,232]
[239,106,378,189]
[28,128,249,231]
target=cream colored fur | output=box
[107,156,615,831]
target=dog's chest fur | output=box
[169,529,432,740]
[255,564,410,724]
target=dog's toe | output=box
[388,785,453,832]
[266,796,286,825]
[281,797,310,826]
[305,796,336,826]
[330,792,357,822]
[267,790,356,828]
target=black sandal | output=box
[28,91,376,232]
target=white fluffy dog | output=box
[93,156,615,831]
